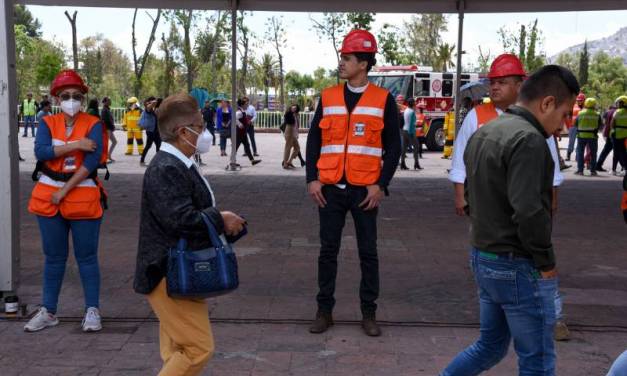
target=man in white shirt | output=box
[242,97,259,156]
[448,53,569,341]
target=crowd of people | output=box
[16,27,627,376]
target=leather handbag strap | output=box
[201,212,224,249]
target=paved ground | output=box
[1,132,625,375]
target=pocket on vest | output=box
[60,187,103,220]
[28,183,59,217]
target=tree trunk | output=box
[64,11,78,71]
[208,11,224,93]
[161,33,172,97]
[278,55,285,111]
[184,10,193,92]
[132,9,161,97]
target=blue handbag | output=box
[166,213,239,298]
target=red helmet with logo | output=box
[487,53,526,79]
[50,69,89,96]
[576,92,586,102]
[339,29,378,54]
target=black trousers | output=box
[597,136,614,169]
[236,130,254,161]
[140,130,162,163]
[614,135,627,171]
[317,185,379,316]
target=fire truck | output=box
[368,65,481,151]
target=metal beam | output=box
[454,0,465,136]
[0,0,21,294]
[227,0,239,171]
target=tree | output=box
[312,66,336,96]
[554,52,579,76]
[578,40,589,87]
[131,8,162,97]
[346,12,375,30]
[310,13,347,83]
[64,10,79,70]
[403,14,448,67]
[266,16,287,111]
[378,23,411,65]
[476,45,492,73]
[434,43,455,71]
[195,11,229,93]
[584,52,627,108]
[160,22,182,97]
[237,11,253,96]
[497,18,545,73]
[168,10,200,91]
[14,5,41,38]
[257,53,277,109]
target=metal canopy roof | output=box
[18,0,627,13]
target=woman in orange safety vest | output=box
[24,69,107,333]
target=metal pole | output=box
[0,0,20,294]
[227,0,240,171]
[454,0,465,135]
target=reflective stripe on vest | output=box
[38,174,97,188]
[475,102,499,128]
[317,83,388,186]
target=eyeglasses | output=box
[59,93,84,101]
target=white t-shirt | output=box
[448,107,563,187]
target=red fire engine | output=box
[368,65,481,151]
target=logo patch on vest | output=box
[354,123,365,137]
[63,156,77,171]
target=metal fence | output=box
[29,107,315,129]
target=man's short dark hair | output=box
[354,52,377,72]
[40,100,51,108]
[518,65,580,106]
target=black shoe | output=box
[300,159,306,167]
[251,159,262,166]
[400,163,409,170]
[560,164,571,171]
[253,153,260,157]
[595,166,607,172]
[574,171,584,176]
[309,311,333,334]
[361,316,381,337]
[414,162,423,170]
[591,170,598,176]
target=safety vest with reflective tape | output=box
[123,108,142,130]
[475,102,498,128]
[416,113,426,137]
[576,108,600,139]
[28,112,105,220]
[317,83,388,186]
[614,108,627,140]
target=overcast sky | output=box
[28,6,627,74]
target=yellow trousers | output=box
[126,129,144,154]
[147,279,215,376]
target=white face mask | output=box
[184,127,213,154]
[60,99,82,117]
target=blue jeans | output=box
[23,115,36,136]
[441,249,557,376]
[607,350,627,376]
[567,127,577,158]
[576,137,598,172]
[219,128,230,152]
[36,214,102,314]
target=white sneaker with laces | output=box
[82,307,102,332]
[24,307,59,332]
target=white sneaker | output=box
[24,307,59,332]
[82,307,102,332]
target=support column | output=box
[454,0,465,135]
[0,0,21,294]
[227,0,239,171]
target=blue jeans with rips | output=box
[441,248,557,376]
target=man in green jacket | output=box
[441,65,580,376]
[21,92,37,137]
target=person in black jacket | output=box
[282,104,306,168]
[134,93,246,375]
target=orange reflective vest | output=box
[416,112,426,137]
[28,112,106,220]
[569,105,583,129]
[475,102,499,128]
[317,83,388,186]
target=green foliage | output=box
[555,52,579,76]
[434,43,456,71]
[578,40,589,86]
[346,13,375,30]
[403,14,448,67]
[584,52,627,109]
[310,13,347,82]
[497,19,546,73]
[377,24,411,65]
[14,5,41,38]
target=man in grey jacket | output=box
[441,65,580,376]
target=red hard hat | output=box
[339,29,378,54]
[576,92,586,101]
[50,69,89,96]
[488,53,526,79]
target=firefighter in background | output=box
[574,97,602,176]
[415,100,427,159]
[610,95,627,175]
[25,69,107,333]
[306,29,401,337]
[566,92,586,161]
[448,53,571,341]
[123,97,144,155]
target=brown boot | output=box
[554,320,570,341]
[309,311,333,334]
[361,315,382,337]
